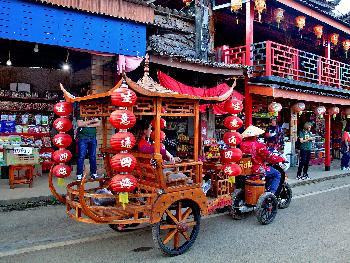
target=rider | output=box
[240,125,282,195]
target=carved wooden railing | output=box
[218,41,350,89]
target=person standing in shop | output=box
[265,117,284,152]
[297,122,314,180]
[340,126,350,171]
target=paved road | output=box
[1,177,350,263]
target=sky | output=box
[334,0,350,15]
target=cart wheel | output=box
[256,192,278,225]
[278,183,292,209]
[152,200,201,256]
[229,189,246,220]
[109,223,140,232]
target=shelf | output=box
[0,132,50,137]
[0,96,57,103]
[0,109,53,113]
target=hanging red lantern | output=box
[54,102,73,117]
[295,16,306,31]
[52,164,72,178]
[254,0,266,22]
[343,40,350,58]
[110,153,137,172]
[313,25,323,39]
[231,0,242,13]
[151,118,166,130]
[52,133,72,148]
[109,174,138,193]
[268,102,282,117]
[150,131,166,142]
[53,118,72,133]
[109,110,136,129]
[221,148,243,163]
[344,108,350,118]
[328,106,340,118]
[314,106,326,118]
[223,116,243,130]
[110,132,136,151]
[223,131,243,147]
[224,98,243,114]
[52,149,72,163]
[274,8,284,28]
[330,33,339,46]
[111,88,137,107]
[292,102,305,115]
[223,163,242,177]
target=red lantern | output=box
[343,40,350,58]
[53,118,72,133]
[224,98,243,114]
[254,0,266,22]
[53,102,73,117]
[221,148,243,163]
[330,33,339,46]
[183,0,191,7]
[274,8,284,28]
[150,131,166,142]
[344,108,350,118]
[52,164,72,178]
[328,106,340,118]
[109,110,136,129]
[110,132,136,151]
[110,153,137,172]
[223,116,243,130]
[151,118,166,130]
[52,134,72,148]
[52,149,72,163]
[295,16,306,31]
[111,88,137,107]
[109,174,138,193]
[292,102,305,115]
[222,163,242,177]
[313,25,323,39]
[223,131,243,147]
[314,106,326,117]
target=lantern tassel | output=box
[119,192,129,209]
[333,114,336,119]
[57,178,65,187]
[228,176,236,186]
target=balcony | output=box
[217,41,350,90]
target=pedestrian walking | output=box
[265,117,284,151]
[297,122,315,180]
[340,126,350,171]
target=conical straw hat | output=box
[241,125,265,138]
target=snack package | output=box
[35,115,42,125]
[21,114,29,124]
[1,115,8,121]
[8,115,16,122]
[41,116,49,126]
[22,125,29,133]
[2,121,16,133]
[15,125,22,133]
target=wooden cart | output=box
[49,61,239,256]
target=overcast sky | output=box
[334,0,350,15]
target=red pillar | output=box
[324,40,331,171]
[244,0,254,128]
[325,114,331,171]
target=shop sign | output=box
[14,147,32,155]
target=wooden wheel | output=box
[152,200,201,256]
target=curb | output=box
[289,172,350,187]
[0,195,63,212]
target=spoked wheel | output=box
[256,192,278,225]
[278,183,292,209]
[152,200,201,256]
[229,189,247,220]
[109,223,140,232]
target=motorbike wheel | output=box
[256,192,278,225]
[229,189,246,220]
[278,183,292,209]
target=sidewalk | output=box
[1,159,349,207]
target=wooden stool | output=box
[9,165,34,189]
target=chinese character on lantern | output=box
[55,104,65,113]
[120,113,131,126]
[58,167,68,176]
[121,90,133,103]
[224,166,233,176]
[55,121,64,130]
[120,157,133,167]
[225,151,233,159]
[54,137,63,146]
[121,137,132,149]
[120,178,134,189]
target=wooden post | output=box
[244,0,254,127]
[265,41,272,76]
[102,117,107,148]
[194,101,199,162]
[325,114,331,171]
[155,98,166,188]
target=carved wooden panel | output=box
[80,99,115,117]
[162,99,195,116]
[132,97,156,116]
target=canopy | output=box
[157,71,244,115]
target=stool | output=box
[9,165,34,189]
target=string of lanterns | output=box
[52,102,74,185]
[221,98,244,185]
[109,81,138,209]
[268,102,282,117]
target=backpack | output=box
[295,137,301,150]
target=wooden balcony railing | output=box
[218,41,350,89]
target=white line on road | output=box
[2,183,350,258]
[293,183,350,199]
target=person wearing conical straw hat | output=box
[240,125,282,194]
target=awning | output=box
[249,84,350,106]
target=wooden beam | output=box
[276,0,350,35]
